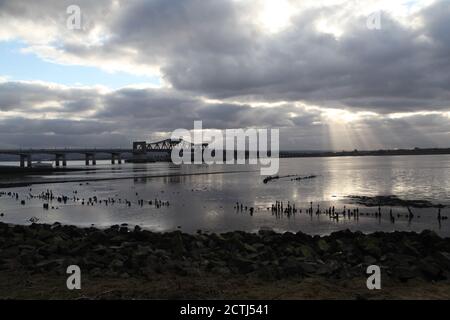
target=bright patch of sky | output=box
[0,40,161,89]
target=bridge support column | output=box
[26,155,32,167]
[111,153,121,164]
[20,154,25,168]
[55,154,67,167]
[85,153,95,166]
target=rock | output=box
[231,256,256,273]
[363,255,377,265]
[35,258,64,271]
[281,257,302,275]
[18,252,34,266]
[258,229,276,237]
[316,263,336,276]
[1,222,449,284]
[212,267,231,275]
[244,243,257,253]
[89,231,108,243]
[110,259,124,270]
[255,265,282,280]
[360,237,382,258]
[435,251,450,266]
[171,232,186,255]
[119,226,128,234]
[92,245,109,255]
[298,262,318,274]
[317,239,330,252]
[36,229,54,241]
[419,256,443,280]
[207,259,227,269]
[89,267,104,277]
[134,246,152,258]
[393,265,420,282]
[18,244,36,251]
[299,244,316,259]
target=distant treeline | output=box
[280,147,450,158]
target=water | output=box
[0,155,449,236]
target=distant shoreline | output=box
[280,147,450,158]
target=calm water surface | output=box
[0,155,449,236]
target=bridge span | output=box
[0,138,207,167]
[0,148,133,167]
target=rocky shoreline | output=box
[1,222,450,299]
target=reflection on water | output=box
[0,155,449,236]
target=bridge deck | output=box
[0,149,134,155]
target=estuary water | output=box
[0,155,449,236]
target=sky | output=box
[0,0,449,150]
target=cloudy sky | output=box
[0,0,449,150]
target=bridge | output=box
[0,138,206,167]
[133,139,208,153]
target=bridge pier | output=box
[85,153,96,166]
[111,153,122,164]
[55,154,67,167]
[19,154,32,168]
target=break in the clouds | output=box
[0,0,449,149]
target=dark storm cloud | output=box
[0,117,112,135]
[0,80,449,149]
[98,87,317,130]
[0,116,129,148]
[2,0,450,114]
[0,81,325,148]
[161,6,450,113]
[0,81,100,112]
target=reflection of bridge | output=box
[0,138,206,167]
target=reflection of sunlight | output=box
[320,157,358,201]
